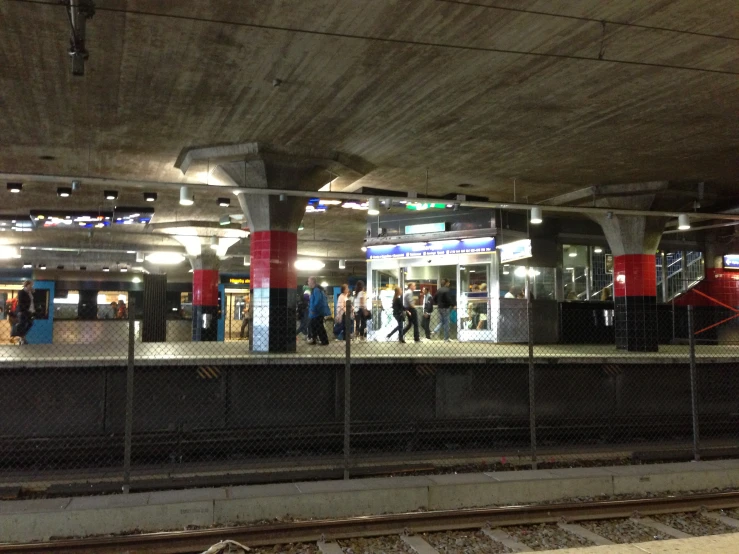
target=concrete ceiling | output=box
[0,0,737,274]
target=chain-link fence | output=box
[0,288,737,492]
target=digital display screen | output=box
[497,239,532,264]
[404,222,446,235]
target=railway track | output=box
[3,490,739,553]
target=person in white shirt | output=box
[353,280,368,340]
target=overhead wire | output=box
[4,0,739,76]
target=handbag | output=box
[363,308,372,320]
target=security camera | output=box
[427,259,432,264]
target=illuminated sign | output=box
[404,222,446,235]
[228,278,251,285]
[497,239,532,264]
[724,255,739,270]
[367,237,494,259]
[405,202,447,211]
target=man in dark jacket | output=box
[307,277,330,345]
[433,279,454,342]
[14,280,34,345]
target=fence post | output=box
[687,305,700,461]
[343,299,352,479]
[526,276,537,470]
[123,298,135,493]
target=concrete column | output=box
[175,143,371,352]
[589,183,668,352]
[190,252,220,342]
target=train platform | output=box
[1,341,738,368]
[539,534,739,553]
[1,460,738,544]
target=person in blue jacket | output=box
[308,276,330,345]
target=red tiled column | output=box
[613,254,658,351]
[250,230,298,352]
[192,269,219,341]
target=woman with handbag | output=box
[353,280,368,341]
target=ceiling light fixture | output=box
[218,197,230,207]
[120,267,128,273]
[144,192,157,202]
[39,263,46,270]
[57,187,72,198]
[678,214,691,231]
[530,206,543,225]
[0,246,21,259]
[368,198,380,216]
[145,252,186,265]
[179,186,194,206]
[7,183,22,193]
[339,259,346,269]
[243,257,250,267]
[594,247,603,254]
[23,263,32,269]
[219,214,231,226]
[135,252,144,262]
[104,190,118,200]
[294,259,325,271]
[102,267,110,272]
[132,277,141,283]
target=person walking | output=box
[420,286,433,339]
[433,279,454,342]
[239,294,251,339]
[6,296,18,344]
[353,280,368,340]
[389,286,407,343]
[296,287,312,342]
[13,280,34,345]
[402,282,421,342]
[308,276,330,345]
[334,284,352,340]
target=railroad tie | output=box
[704,511,739,529]
[316,540,344,554]
[629,516,692,539]
[400,534,440,554]
[557,522,615,546]
[481,528,533,552]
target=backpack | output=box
[424,294,434,313]
[320,289,332,318]
[6,297,17,317]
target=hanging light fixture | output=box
[678,214,691,231]
[368,198,380,216]
[179,186,194,206]
[144,192,158,202]
[243,256,250,267]
[135,252,144,263]
[530,207,543,224]
[338,259,346,269]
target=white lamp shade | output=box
[678,214,691,230]
[180,186,194,206]
[530,206,543,224]
[368,198,380,216]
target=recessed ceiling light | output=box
[104,190,118,200]
[594,247,603,254]
[57,265,64,270]
[7,183,22,193]
[102,266,110,272]
[57,187,72,197]
[80,266,87,271]
[217,197,230,207]
[144,192,157,202]
[457,183,473,188]
[39,264,46,270]
[120,268,128,273]
[38,155,55,161]
[22,263,32,269]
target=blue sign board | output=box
[724,255,739,270]
[367,237,495,260]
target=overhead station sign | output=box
[724,255,739,270]
[497,239,532,264]
[366,237,494,259]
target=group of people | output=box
[297,278,370,345]
[106,300,128,319]
[7,280,34,345]
[387,280,455,343]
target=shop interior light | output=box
[569,250,577,257]
[7,182,22,193]
[678,214,691,231]
[144,192,158,202]
[0,246,21,259]
[594,247,603,254]
[295,259,325,271]
[217,197,230,207]
[104,190,118,200]
[57,187,72,197]
[319,199,342,205]
[132,277,141,283]
[530,206,543,224]
[368,198,380,216]
[179,186,194,206]
[145,252,186,265]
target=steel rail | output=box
[3,490,739,553]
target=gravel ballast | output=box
[580,518,669,543]
[337,535,414,553]
[425,529,512,553]
[505,523,594,550]
[652,512,735,536]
